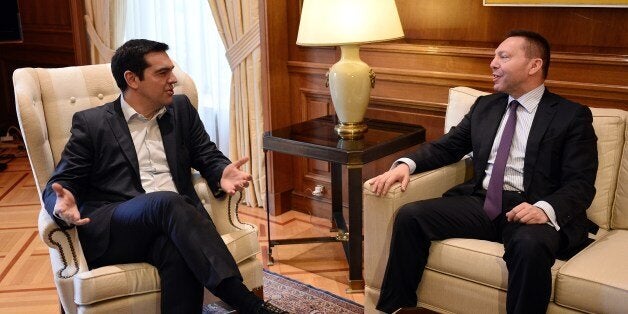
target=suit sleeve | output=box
[407,97,478,174]
[42,112,94,227]
[183,97,231,197]
[543,105,598,227]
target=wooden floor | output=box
[0,143,364,313]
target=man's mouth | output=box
[492,74,501,82]
[166,90,174,96]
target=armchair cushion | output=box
[426,239,565,300]
[554,230,628,313]
[587,111,626,230]
[221,228,260,264]
[74,263,159,305]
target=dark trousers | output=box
[89,191,245,313]
[376,191,562,314]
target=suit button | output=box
[97,93,104,100]
[70,96,76,104]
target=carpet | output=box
[203,270,364,313]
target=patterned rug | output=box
[203,270,363,313]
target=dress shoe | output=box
[256,301,289,313]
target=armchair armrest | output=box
[363,158,471,288]
[191,171,256,235]
[38,208,88,314]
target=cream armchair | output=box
[363,87,628,313]
[13,64,263,313]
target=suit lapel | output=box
[106,98,141,180]
[158,105,180,187]
[523,90,559,190]
[475,95,509,174]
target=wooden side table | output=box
[263,115,425,292]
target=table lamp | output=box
[297,0,404,139]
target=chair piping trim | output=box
[48,228,79,278]
[227,190,255,230]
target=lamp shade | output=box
[297,0,404,46]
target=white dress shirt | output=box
[121,96,178,193]
[394,85,560,230]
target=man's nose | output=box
[490,56,499,70]
[169,73,178,84]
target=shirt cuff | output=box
[392,158,416,174]
[534,200,560,231]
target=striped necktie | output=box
[483,100,520,220]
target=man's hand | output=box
[365,163,410,197]
[220,157,253,195]
[506,202,549,224]
[52,183,90,226]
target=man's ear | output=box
[124,70,139,90]
[528,58,543,76]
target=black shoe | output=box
[256,301,289,313]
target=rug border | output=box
[262,269,363,308]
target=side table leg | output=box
[331,163,343,232]
[264,149,274,266]
[346,164,364,293]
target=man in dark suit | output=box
[43,39,286,314]
[368,30,598,313]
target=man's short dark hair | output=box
[506,30,551,79]
[111,39,169,91]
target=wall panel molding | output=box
[262,0,628,217]
[289,60,627,109]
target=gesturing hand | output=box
[365,163,410,196]
[505,202,549,224]
[220,157,253,195]
[52,183,90,226]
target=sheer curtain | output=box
[124,0,231,154]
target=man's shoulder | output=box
[168,94,195,115]
[542,90,590,113]
[471,92,508,111]
[171,94,192,106]
[74,100,116,119]
[477,92,508,104]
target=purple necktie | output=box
[484,100,520,220]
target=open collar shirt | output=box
[121,96,178,194]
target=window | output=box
[124,0,231,153]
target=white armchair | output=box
[363,86,628,313]
[13,63,263,313]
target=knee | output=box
[505,233,553,262]
[150,191,186,205]
[394,202,427,230]
[148,192,197,218]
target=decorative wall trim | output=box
[298,87,447,118]
[288,60,628,105]
[363,43,628,66]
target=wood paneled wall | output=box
[0,0,88,133]
[262,0,628,216]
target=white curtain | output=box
[208,0,265,208]
[124,0,231,153]
[84,0,126,64]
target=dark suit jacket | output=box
[407,89,598,253]
[43,95,231,261]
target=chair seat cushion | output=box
[555,230,628,313]
[427,238,564,299]
[221,226,260,264]
[74,263,160,305]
